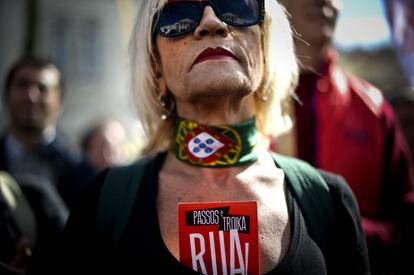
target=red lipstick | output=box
[194,47,237,65]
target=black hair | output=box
[3,57,63,99]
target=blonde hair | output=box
[130,0,298,154]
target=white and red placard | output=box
[178,201,259,275]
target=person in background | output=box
[383,0,414,88]
[41,0,369,274]
[81,118,129,172]
[389,91,414,159]
[276,0,414,274]
[0,171,68,275]
[383,0,414,159]
[383,0,414,273]
[0,57,95,209]
[1,171,36,275]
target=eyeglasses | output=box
[154,0,265,37]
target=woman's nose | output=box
[194,6,229,39]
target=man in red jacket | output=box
[277,0,414,274]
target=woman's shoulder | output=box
[318,170,357,201]
[317,169,362,216]
[72,152,166,213]
[318,169,347,190]
[74,169,109,207]
[317,170,370,274]
[63,169,109,232]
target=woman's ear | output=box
[154,59,168,96]
[154,60,162,78]
[158,76,168,97]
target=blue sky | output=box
[334,0,391,49]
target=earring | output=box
[257,91,268,102]
[159,94,175,120]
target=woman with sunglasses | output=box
[40,0,370,274]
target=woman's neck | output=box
[170,116,262,168]
[175,94,255,125]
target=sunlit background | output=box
[335,0,390,49]
[333,0,409,103]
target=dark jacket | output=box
[0,134,96,209]
[36,152,370,275]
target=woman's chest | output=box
[117,172,326,275]
[156,180,290,273]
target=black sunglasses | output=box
[154,0,265,37]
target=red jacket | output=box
[276,50,414,257]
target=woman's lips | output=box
[194,47,237,65]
